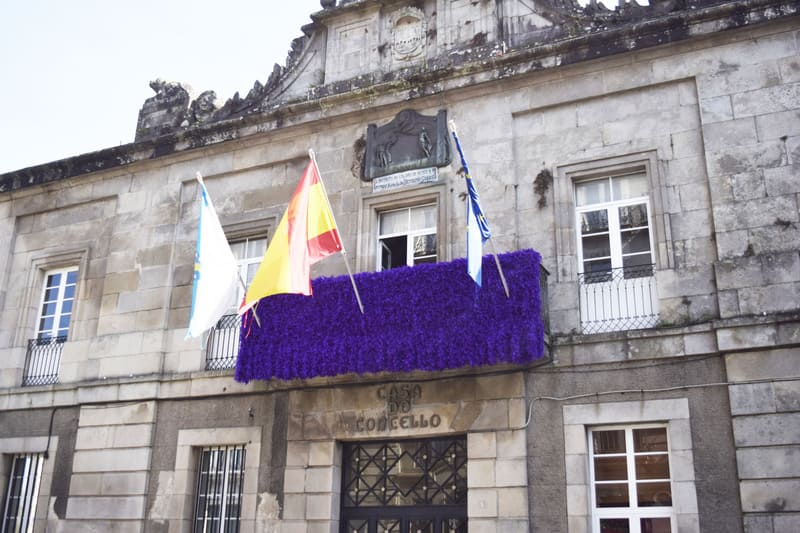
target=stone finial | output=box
[135,79,191,141]
[189,90,218,125]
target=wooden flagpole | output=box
[308,149,365,314]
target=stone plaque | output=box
[363,109,451,181]
[372,167,438,192]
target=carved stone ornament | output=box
[362,109,451,181]
[389,7,427,62]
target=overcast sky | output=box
[0,0,321,173]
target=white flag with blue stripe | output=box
[450,124,491,286]
[186,174,239,339]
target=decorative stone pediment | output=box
[362,109,451,181]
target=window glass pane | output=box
[66,270,78,284]
[413,234,437,260]
[619,204,648,229]
[634,428,668,452]
[593,430,626,454]
[621,229,651,255]
[596,483,629,507]
[641,517,671,533]
[576,180,610,206]
[378,520,401,533]
[637,481,672,507]
[40,302,57,317]
[622,255,654,277]
[594,457,628,481]
[247,237,267,258]
[63,285,76,300]
[381,236,407,270]
[409,519,434,533]
[59,315,71,329]
[580,210,609,234]
[600,518,630,533]
[612,173,648,201]
[582,235,611,260]
[46,273,61,288]
[229,241,245,258]
[410,205,436,231]
[44,287,59,302]
[39,317,54,334]
[61,300,73,314]
[380,209,409,235]
[635,455,670,480]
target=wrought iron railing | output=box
[578,264,659,334]
[206,314,241,370]
[22,336,66,386]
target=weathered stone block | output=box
[66,495,146,519]
[731,170,766,201]
[701,95,734,123]
[495,459,526,487]
[468,488,498,518]
[706,141,785,178]
[468,431,497,459]
[729,383,777,416]
[703,118,759,152]
[733,413,800,447]
[497,487,528,518]
[732,82,800,118]
[469,459,496,488]
[737,446,800,479]
[740,479,800,512]
[775,380,800,412]
[726,348,797,380]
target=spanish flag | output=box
[238,157,342,313]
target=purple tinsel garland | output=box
[234,249,545,382]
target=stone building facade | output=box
[0,0,798,532]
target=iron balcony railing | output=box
[206,314,241,370]
[22,336,66,386]
[578,263,659,334]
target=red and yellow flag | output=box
[239,158,342,313]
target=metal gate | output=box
[340,437,467,533]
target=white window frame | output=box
[588,425,674,533]
[574,173,656,277]
[34,266,78,341]
[358,184,448,273]
[562,399,699,533]
[228,236,268,312]
[376,203,438,271]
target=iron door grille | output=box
[1,453,44,533]
[193,445,246,533]
[341,437,467,533]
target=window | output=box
[377,205,437,270]
[574,172,659,333]
[1,453,43,533]
[35,267,78,341]
[576,173,654,280]
[340,437,467,533]
[193,445,246,533]
[23,267,77,385]
[205,237,266,370]
[588,426,673,533]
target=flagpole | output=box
[448,121,511,298]
[308,149,365,314]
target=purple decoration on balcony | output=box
[234,249,545,382]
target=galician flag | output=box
[450,123,491,286]
[186,174,240,338]
[238,156,343,313]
